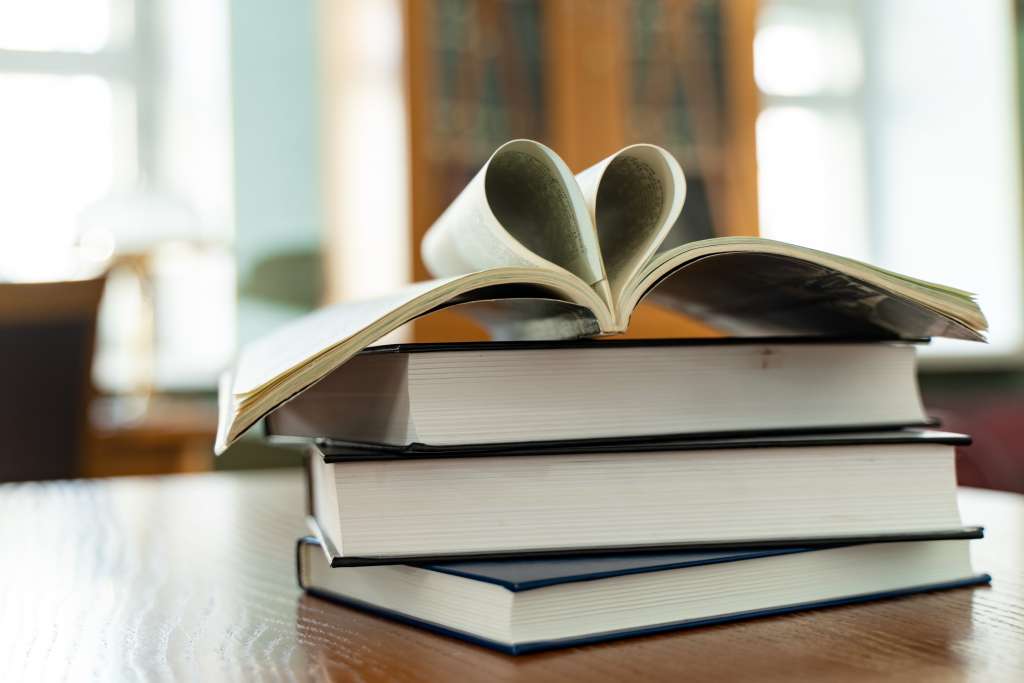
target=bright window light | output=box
[0,0,111,53]
[754,7,861,97]
[756,105,868,260]
[0,74,114,281]
[0,0,236,391]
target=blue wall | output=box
[230,0,323,344]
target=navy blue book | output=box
[297,535,990,655]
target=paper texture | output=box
[633,237,986,340]
[574,144,685,302]
[421,139,606,290]
[234,278,460,396]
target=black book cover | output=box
[314,427,966,462]
[348,336,930,355]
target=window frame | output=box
[0,0,156,192]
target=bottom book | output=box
[296,535,990,655]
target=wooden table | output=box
[1,471,1021,681]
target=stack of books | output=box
[218,140,991,654]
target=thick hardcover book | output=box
[296,535,991,654]
[216,139,987,453]
[263,338,934,450]
[306,430,980,566]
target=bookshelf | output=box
[404,0,760,341]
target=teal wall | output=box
[230,0,323,345]
[222,0,322,467]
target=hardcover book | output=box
[306,430,981,565]
[265,338,930,448]
[296,534,990,654]
[215,140,987,452]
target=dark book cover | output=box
[314,427,965,462]
[295,535,991,655]
[346,337,930,355]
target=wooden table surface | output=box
[1,470,1021,682]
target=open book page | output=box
[217,267,608,453]
[573,144,686,305]
[450,298,604,341]
[218,138,991,453]
[624,237,987,340]
[421,140,610,301]
[232,278,458,397]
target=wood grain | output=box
[1,471,1021,681]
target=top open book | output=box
[215,139,987,453]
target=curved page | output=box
[421,140,608,295]
[628,238,987,340]
[574,144,685,303]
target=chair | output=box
[0,277,105,481]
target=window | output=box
[0,0,129,281]
[755,0,1024,364]
[0,0,235,390]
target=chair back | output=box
[0,277,105,481]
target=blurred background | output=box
[1,0,1023,490]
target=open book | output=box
[216,139,987,453]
